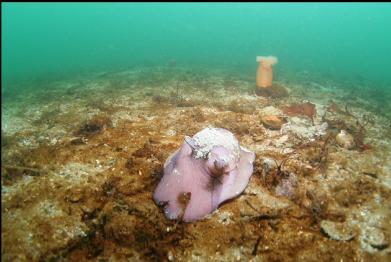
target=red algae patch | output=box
[282,101,317,120]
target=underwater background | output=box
[3,3,391,86]
[2,3,391,262]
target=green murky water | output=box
[3,3,391,86]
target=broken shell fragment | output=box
[320,220,355,241]
[362,226,389,250]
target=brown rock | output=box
[261,115,287,130]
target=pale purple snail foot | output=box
[153,127,255,222]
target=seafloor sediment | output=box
[2,66,391,261]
